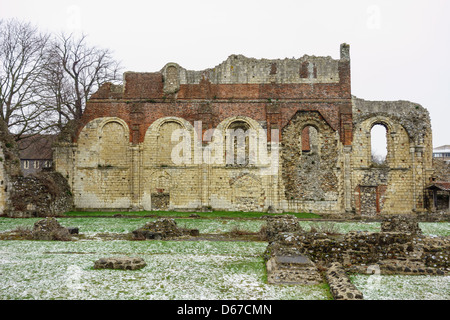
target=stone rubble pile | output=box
[31,217,74,241]
[132,218,199,240]
[261,214,304,242]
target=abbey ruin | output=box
[3,44,434,217]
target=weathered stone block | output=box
[266,254,322,285]
[94,257,146,270]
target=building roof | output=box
[433,145,450,152]
[426,181,450,191]
[18,135,56,160]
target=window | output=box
[226,121,251,166]
[371,124,387,164]
[23,160,29,169]
[34,161,40,169]
[301,126,318,154]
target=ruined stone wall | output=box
[54,44,433,215]
[0,120,22,216]
[351,97,433,215]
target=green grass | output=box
[63,210,323,220]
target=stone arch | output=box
[281,111,339,202]
[75,117,131,209]
[367,118,394,165]
[99,120,130,167]
[77,117,130,167]
[216,116,263,133]
[162,63,181,94]
[143,117,194,167]
[216,116,265,167]
[356,116,407,167]
[152,170,172,193]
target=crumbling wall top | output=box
[352,96,431,143]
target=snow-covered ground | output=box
[0,240,328,300]
[0,218,448,300]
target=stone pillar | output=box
[53,142,76,192]
[343,145,353,212]
[130,145,141,210]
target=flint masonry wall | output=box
[53,44,433,215]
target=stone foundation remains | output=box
[325,263,363,300]
[263,215,449,299]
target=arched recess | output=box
[149,170,172,210]
[99,120,130,167]
[281,111,339,202]
[301,125,319,154]
[162,63,181,94]
[75,117,131,209]
[77,117,130,167]
[143,117,194,167]
[215,116,266,167]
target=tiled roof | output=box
[18,135,56,160]
[427,181,450,191]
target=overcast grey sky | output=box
[1,0,449,150]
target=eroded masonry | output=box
[53,44,433,216]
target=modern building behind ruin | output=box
[53,44,434,216]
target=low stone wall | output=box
[325,263,363,300]
[263,215,449,300]
[280,231,449,271]
[381,215,422,234]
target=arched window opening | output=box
[226,121,251,166]
[371,124,388,164]
[301,126,318,154]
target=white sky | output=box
[1,0,449,150]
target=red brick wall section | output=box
[78,59,352,145]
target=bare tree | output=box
[0,20,122,139]
[371,152,386,165]
[45,33,122,129]
[0,19,51,140]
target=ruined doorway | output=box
[151,193,170,210]
[359,186,379,216]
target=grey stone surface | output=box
[94,257,146,270]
